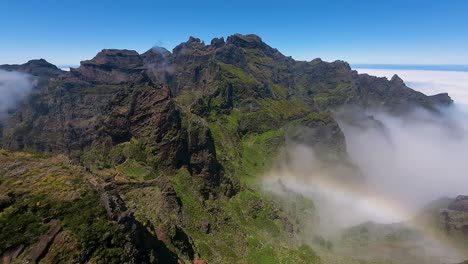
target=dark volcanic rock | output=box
[28,220,62,263]
[210,37,225,49]
[0,33,460,264]
[0,244,24,264]
[354,72,452,112]
[287,113,347,161]
[0,59,64,79]
[81,49,142,69]
[226,34,264,49]
[157,177,183,214]
[71,49,143,84]
[214,43,246,67]
[141,47,172,65]
[1,33,454,196]
[186,116,221,188]
[449,195,468,212]
[105,81,188,168]
[170,225,196,261]
[2,74,121,153]
[172,36,210,65]
[92,178,179,264]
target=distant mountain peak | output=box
[0,58,63,78]
[226,33,264,48]
[80,49,142,68]
[390,74,405,85]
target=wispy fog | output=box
[339,107,468,212]
[0,69,35,118]
[262,69,468,262]
[348,68,468,211]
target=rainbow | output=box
[262,169,467,263]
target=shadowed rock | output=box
[28,220,62,263]
[449,195,468,212]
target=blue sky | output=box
[1,0,467,66]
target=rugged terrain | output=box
[0,34,463,264]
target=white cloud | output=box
[262,69,468,262]
[0,69,35,117]
[339,108,468,211]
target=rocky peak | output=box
[69,49,144,84]
[428,92,453,106]
[226,33,264,48]
[173,37,207,55]
[25,59,59,69]
[210,37,225,48]
[141,47,172,65]
[172,37,211,66]
[390,74,405,86]
[224,33,288,63]
[80,49,143,69]
[331,60,352,70]
[0,59,63,78]
[188,36,202,44]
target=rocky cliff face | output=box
[439,196,468,243]
[1,34,451,184]
[0,34,456,263]
[1,34,451,156]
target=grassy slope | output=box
[0,58,412,264]
[0,150,128,263]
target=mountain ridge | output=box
[0,33,463,264]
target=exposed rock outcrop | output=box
[449,195,468,212]
[1,34,454,203]
[94,176,180,263]
[28,220,62,263]
[0,33,458,263]
[71,49,143,84]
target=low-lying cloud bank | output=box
[339,107,468,213]
[348,68,468,213]
[0,69,35,118]
[263,69,468,262]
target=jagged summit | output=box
[226,33,264,48]
[390,74,405,85]
[1,34,453,110]
[210,37,225,48]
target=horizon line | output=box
[352,64,468,72]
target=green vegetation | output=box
[219,63,259,87]
[0,151,128,263]
[271,83,288,98]
[241,128,284,183]
[167,167,320,263]
[0,194,49,253]
[116,159,154,180]
[2,34,466,264]
[313,83,354,110]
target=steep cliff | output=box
[0,34,455,263]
